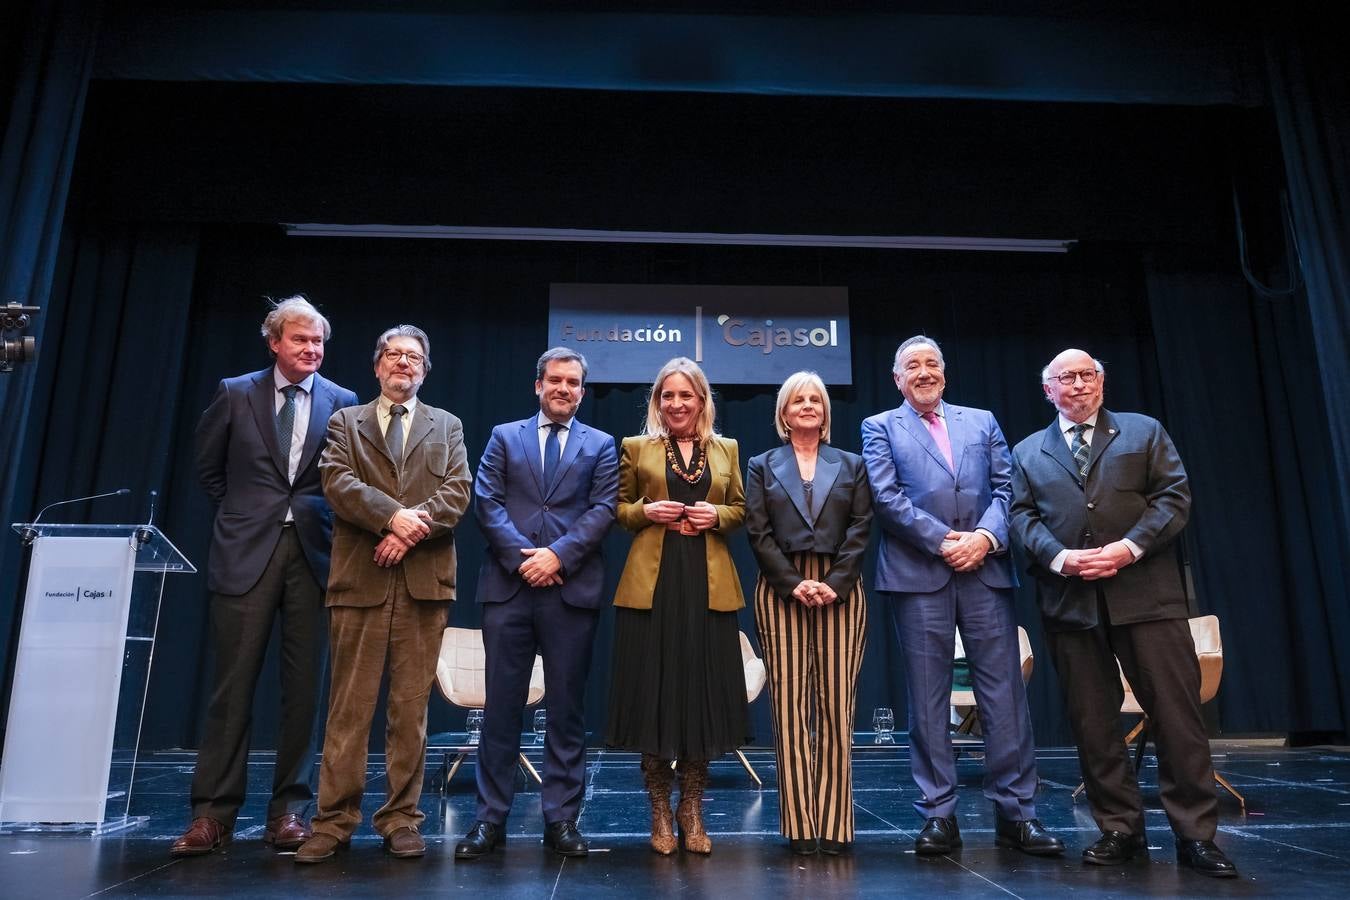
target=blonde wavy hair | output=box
[642,357,718,443]
[774,370,831,443]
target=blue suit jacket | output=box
[861,399,1015,594]
[194,367,358,596]
[474,415,619,609]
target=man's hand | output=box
[941,530,991,572]
[1075,541,1136,581]
[682,501,719,531]
[519,547,564,587]
[388,508,432,543]
[643,500,686,524]
[374,533,412,568]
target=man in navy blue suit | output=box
[455,348,619,860]
[171,295,358,857]
[862,335,1062,858]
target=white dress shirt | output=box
[536,410,574,467]
[1049,411,1143,575]
[273,368,315,521]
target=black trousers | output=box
[190,527,326,827]
[1046,595,1217,841]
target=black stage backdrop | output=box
[27,221,1326,751]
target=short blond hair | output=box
[642,357,718,443]
[774,370,831,443]
[261,295,331,345]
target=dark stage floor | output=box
[1,737,1346,898]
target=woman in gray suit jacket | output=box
[745,371,873,855]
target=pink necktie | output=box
[922,411,954,470]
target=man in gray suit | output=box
[172,296,358,857]
[296,324,472,864]
[1010,347,1237,878]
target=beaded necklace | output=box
[664,436,708,484]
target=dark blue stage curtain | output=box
[1145,247,1350,736]
[92,8,1260,106]
[1265,27,1350,740]
[0,0,102,708]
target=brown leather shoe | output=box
[264,813,312,851]
[294,832,349,864]
[169,817,231,857]
[384,825,426,859]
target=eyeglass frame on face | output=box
[1049,368,1099,386]
[381,348,425,366]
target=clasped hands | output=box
[1060,541,1135,581]
[791,579,838,607]
[374,507,434,567]
[644,500,718,535]
[939,530,992,572]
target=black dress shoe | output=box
[543,820,589,857]
[1176,839,1238,878]
[818,839,850,855]
[455,821,505,860]
[788,838,818,855]
[995,817,1066,856]
[914,816,961,855]
[1082,830,1148,866]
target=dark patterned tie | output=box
[543,422,562,486]
[1070,422,1092,476]
[388,404,407,464]
[276,385,300,467]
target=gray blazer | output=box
[1010,409,1191,631]
[320,398,473,605]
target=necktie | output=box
[543,422,562,486]
[1070,422,1092,476]
[388,404,407,464]
[276,385,300,466]
[922,410,954,470]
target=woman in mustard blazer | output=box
[606,357,750,856]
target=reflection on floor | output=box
[1,737,1346,898]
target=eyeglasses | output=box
[381,348,425,366]
[1050,369,1099,386]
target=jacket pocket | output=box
[425,442,449,477]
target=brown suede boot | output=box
[641,754,677,855]
[676,760,712,854]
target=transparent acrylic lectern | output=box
[1,524,194,834]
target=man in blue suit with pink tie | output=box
[862,335,1062,858]
[455,348,618,860]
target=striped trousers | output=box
[753,552,867,842]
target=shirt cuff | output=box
[975,528,999,553]
[1050,548,1070,575]
[1121,538,1144,561]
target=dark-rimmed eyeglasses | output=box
[381,349,425,366]
[1050,369,1098,386]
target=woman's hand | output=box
[643,500,687,524]
[682,501,719,531]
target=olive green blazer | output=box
[613,434,746,612]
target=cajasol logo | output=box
[717,314,840,355]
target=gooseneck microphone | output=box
[20,487,131,545]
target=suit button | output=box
[955,486,961,493]
[542,505,550,512]
[1087,501,1096,510]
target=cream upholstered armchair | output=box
[950,626,1035,734]
[433,626,544,789]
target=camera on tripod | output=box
[1,301,40,372]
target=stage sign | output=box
[548,284,851,385]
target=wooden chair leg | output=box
[735,749,763,788]
[445,751,468,785]
[1214,771,1246,812]
[518,753,543,785]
